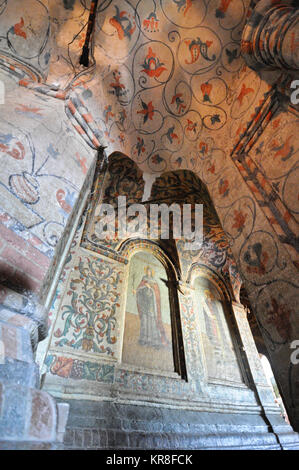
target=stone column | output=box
[242,0,299,71]
[0,298,69,449]
[230,301,299,449]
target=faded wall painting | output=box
[194,277,243,384]
[122,251,174,373]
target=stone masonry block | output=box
[0,382,57,442]
[28,388,57,441]
[0,360,39,388]
[0,318,33,363]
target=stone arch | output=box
[186,263,232,302]
[79,152,299,429]
[118,238,180,282]
[81,150,145,253]
[188,264,245,385]
[148,168,239,293]
[145,164,299,429]
[104,151,145,205]
[118,237,187,380]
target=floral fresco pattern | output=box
[44,353,114,382]
[52,253,123,357]
[52,0,251,175]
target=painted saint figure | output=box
[135,267,169,348]
[203,289,221,345]
[202,289,223,374]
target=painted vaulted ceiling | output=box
[0,0,274,175]
[49,0,262,174]
[0,0,298,424]
[1,0,295,299]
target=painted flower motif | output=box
[173,0,193,17]
[151,154,163,164]
[232,210,247,232]
[174,157,183,167]
[74,152,88,174]
[55,257,120,355]
[0,134,25,160]
[54,328,62,338]
[207,162,215,174]
[56,188,76,216]
[118,109,127,126]
[143,12,159,32]
[78,33,86,48]
[211,114,220,125]
[109,70,127,98]
[109,6,136,41]
[15,104,43,119]
[199,141,209,155]
[118,133,125,145]
[201,82,212,102]
[51,356,73,378]
[237,83,254,106]
[186,119,197,133]
[137,100,155,123]
[215,0,233,18]
[9,17,27,39]
[141,47,167,78]
[244,243,269,275]
[255,141,264,155]
[266,297,292,341]
[166,126,179,144]
[171,93,186,114]
[103,105,115,123]
[272,136,294,161]
[185,38,214,64]
[225,48,238,64]
[135,137,145,156]
[218,178,229,197]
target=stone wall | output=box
[61,399,299,450]
[0,0,298,447]
[38,158,299,450]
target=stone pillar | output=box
[242,0,299,71]
[230,301,299,449]
[0,292,70,449]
